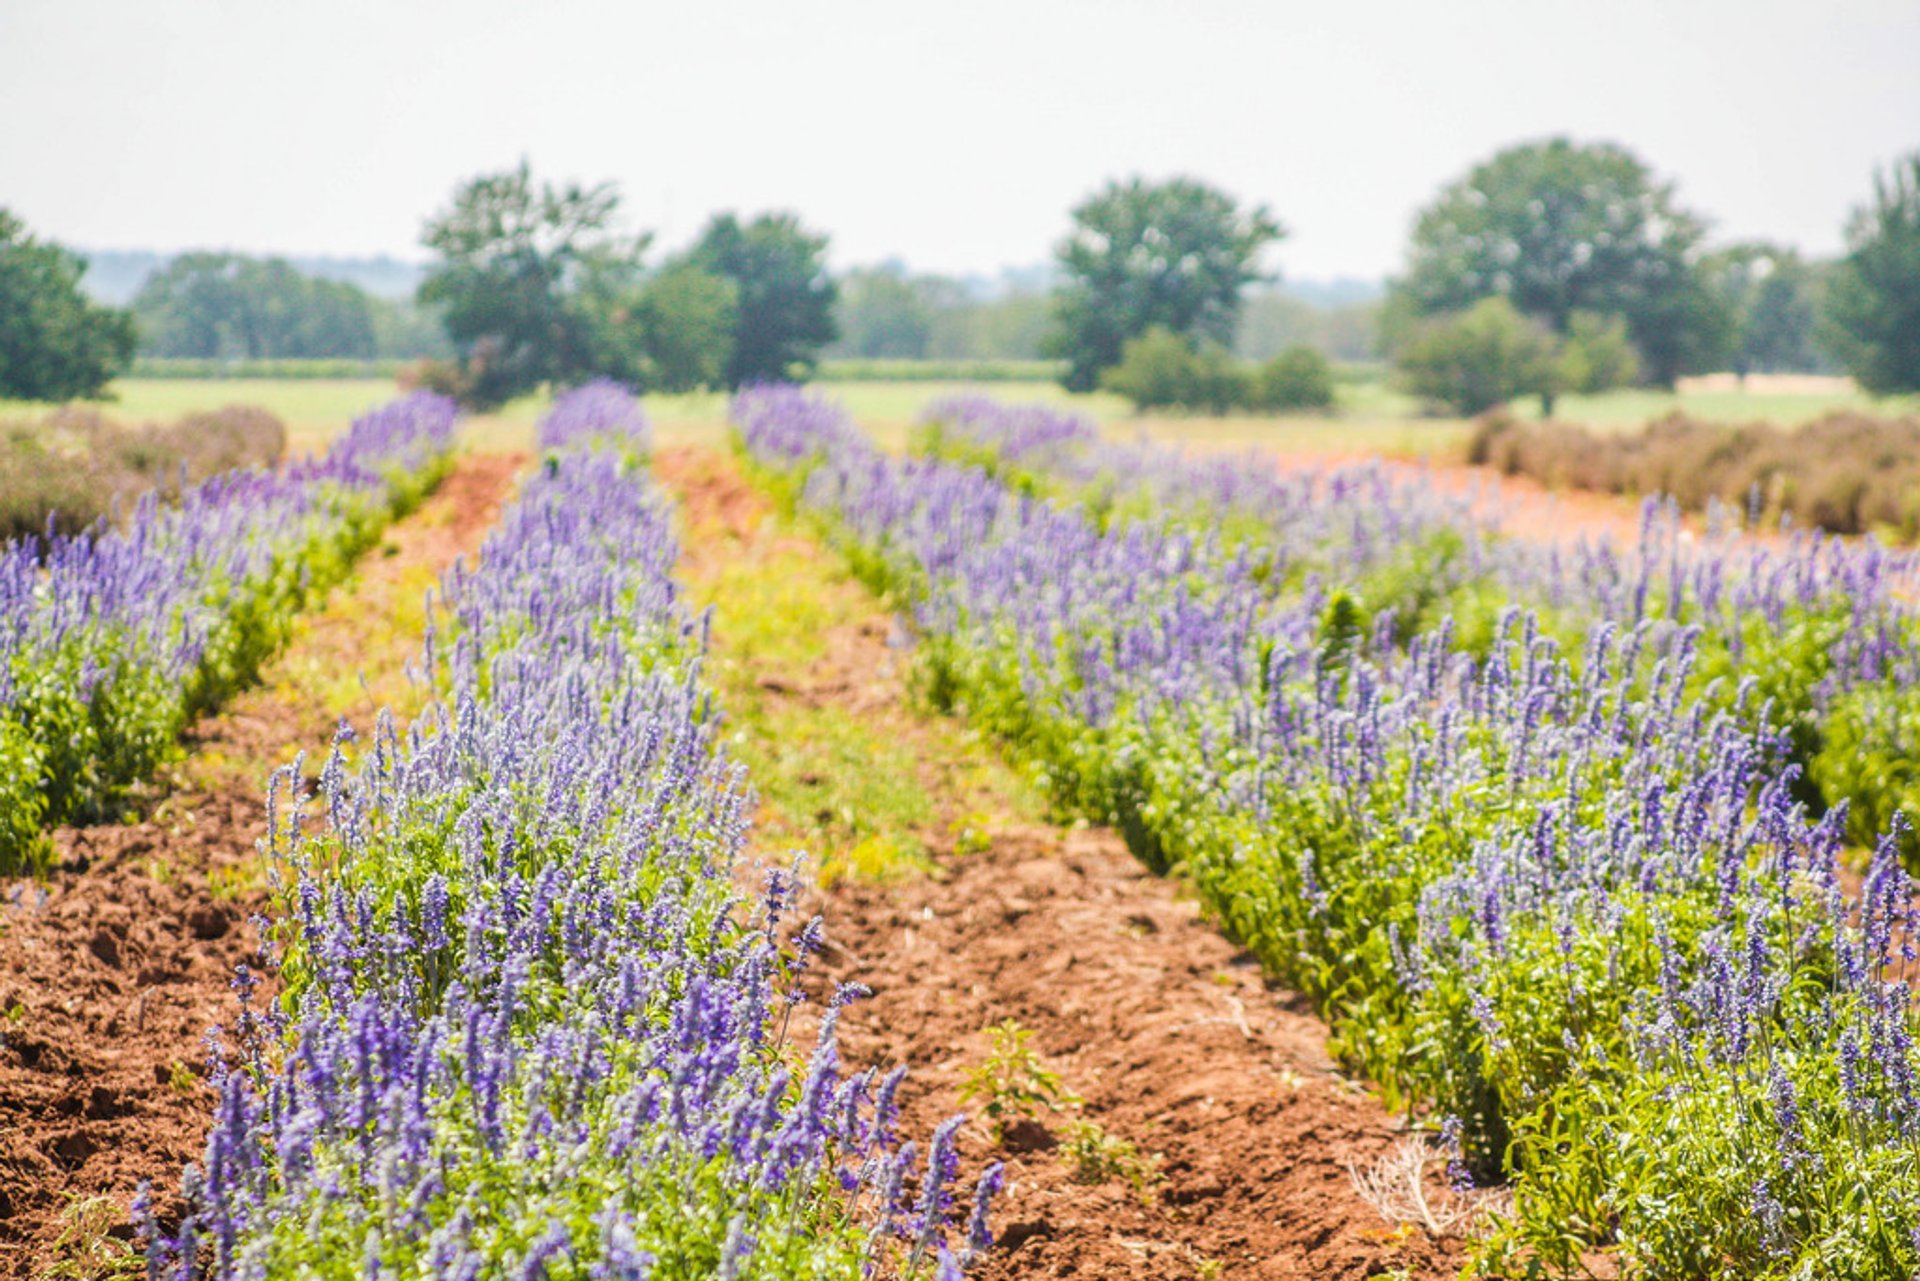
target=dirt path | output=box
[658,446,1471,1281]
[0,452,521,1276]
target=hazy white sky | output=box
[3,0,1915,281]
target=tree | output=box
[1823,152,1920,395]
[1701,244,1825,377]
[133,254,378,359]
[1397,297,1560,416]
[418,161,649,408]
[1249,346,1336,411]
[1556,311,1639,406]
[1050,176,1283,392]
[1390,138,1730,386]
[834,263,933,359]
[630,264,737,392]
[682,212,837,386]
[0,210,135,401]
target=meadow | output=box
[3,371,1920,1279]
[11,365,1911,459]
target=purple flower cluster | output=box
[148,384,996,1280]
[0,392,457,871]
[736,385,1920,1277]
[536,378,653,453]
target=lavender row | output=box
[145,384,996,1280]
[916,393,1920,860]
[0,393,458,873]
[736,384,1920,1279]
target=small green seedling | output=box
[1061,1118,1164,1205]
[957,1018,1080,1141]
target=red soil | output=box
[0,452,520,1275]
[660,447,1475,1280]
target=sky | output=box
[2,0,1916,283]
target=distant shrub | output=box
[1100,328,1348,416]
[1101,327,1212,410]
[1249,345,1336,411]
[131,357,405,379]
[1397,297,1561,416]
[1470,409,1920,538]
[0,405,287,542]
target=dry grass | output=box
[0,405,286,541]
[1470,409,1920,539]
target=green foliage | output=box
[834,262,934,359]
[1235,290,1379,363]
[1704,243,1828,377]
[1389,137,1731,386]
[626,262,739,393]
[0,209,136,401]
[132,254,379,361]
[418,161,648,409]
[1396,296,1560,415]
[1555,310,1639,398]
[682,211,838,387]
[1249,345,1336,411]
[956,1018,1081,1140]
[1824,151,1920,395]
[33,1195,142,1281]
[1100,330,1333,415]
[1059,1119,1162,1204]
[1809,682,1920,857]
[1050,176,1283,392]
[1100,327,1238,411]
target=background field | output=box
[5,368,1915,461]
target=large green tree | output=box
[418,162,649,408]
[0,210,135,401]
[682,212,836,386]
[628,263,738,392]
[1699,244,1825,378]
[1823,152,1920,395]
[134,254,378,359]
[834,263,933,360]
[1391,139,1731,385]
[1049,176,1283,392]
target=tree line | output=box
[1,141,1916,405]
[1069,141,1920,414]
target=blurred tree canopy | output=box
[419,161,650,408]
[1700,244,1826,377]
[1049,177,1283,392]
[828,263,1052,362]
[134,254,380,360]
[1390,138,1732,386]
[1823,151,1920,395]
[679,212,838,387]
[0,209,135,401]
[1397,297,1562,416]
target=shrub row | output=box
[0,394,455,873]
[0,405,288,542]
[1099,328,1335,413]
[919,393,1920,863]
[734,384,1920,1278]
[145,383,998,1280]
[1471,409,1920,540]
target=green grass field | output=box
[7,371,1912,464]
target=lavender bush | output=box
[917,394,1920,861]
[0,392,457,872]
[737,385,1920,1278]
[147,384,996,1280]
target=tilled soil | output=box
[0,452,520,1274]
[660,446,1473,1280]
